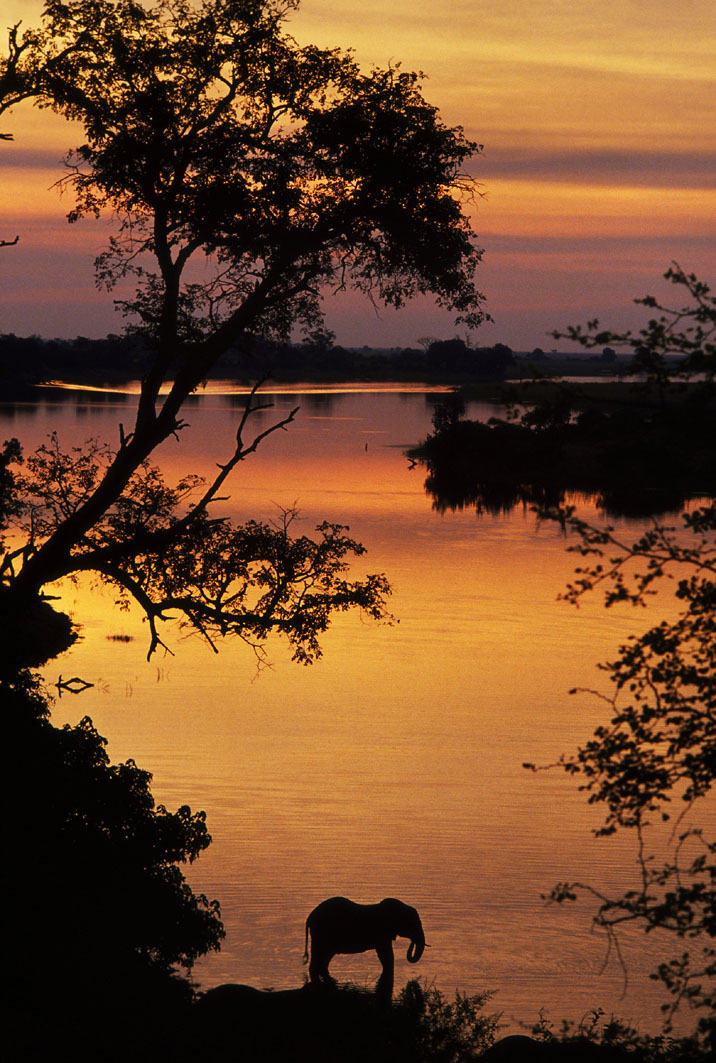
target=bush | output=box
[4,671,223,1062]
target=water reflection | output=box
[422,470,691,520]
[423,477,564,518]
[18,386,689,1034]
[411,410,713,518]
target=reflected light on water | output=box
[20,387,690,1034]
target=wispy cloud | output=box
[476,149,716,189]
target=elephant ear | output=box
[378,898,400,937]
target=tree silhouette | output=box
[554,264,716,387]
[0,9,488,1056]
[527,272,716,1046]
[1,413,392,667]
[0,0,485,658]
[5,670,223,1062]
[530,503,716,1045]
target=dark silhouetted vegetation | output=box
[190,979,501,1063]
[0,4,494,1060]
[187,980,714,1063]
[554,265,715,387]
[0,332,154,399]
[412,268,715,518]
[410,380,716,517]
[503,1009,712,1063]
[0,332,522,400]
[1,428,392,665]
[412,271,715,1054]
[2,3,712,1058]
[5,670,222,1063]
[0,0,487,655]
[515,270,716,1057]
[526,502,716,1050]
[424,338,513,378]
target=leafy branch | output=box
[2,385,392,664]
[554,263,716,389]
[527,501,716,1034]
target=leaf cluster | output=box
[555,264,716,387]
[0,1,480,641]
[412,390,716,519]
[4,0,486,351]
[392,981,501,1063]
[2,424,392,663]
[0,437,22,532]
[4,670,222,1059]
[529,503,716,1035]
[530,1007,711,1063]
[5,670,224,973]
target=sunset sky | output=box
[1,0,714,350]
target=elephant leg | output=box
[309,948,336,985]
[375,942,394,998]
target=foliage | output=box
[0,436,21,528]
[6,671,224,969]
[1,0,486,359]
[1,425,392,663]
[0,7,487,1056]
[0,0,484,649]
[526,501,716,1044]
[400,981,501,1063]
[554,264,716,388]
[425,339,512,378]
[0,331,154,396]
[529,1007,712,1063]
[190,980,500,1063]
[410,266,716,519]
[512,269,716,1049]
[4,670,221,1061]
[430,394,467,435]
[0,332,527,396]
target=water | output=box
[1,384,688,1034]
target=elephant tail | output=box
[303,917,310,965]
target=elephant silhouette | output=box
[303,896,426,996]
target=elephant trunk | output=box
[406,926,425,964]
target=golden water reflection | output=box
[16,387,685,1033]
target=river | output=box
[1,383,686,1034]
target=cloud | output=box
[474,148,716,189]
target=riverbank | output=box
[457,376,709,409]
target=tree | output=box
[531,503,716,1042]
[0,0,486,659]
[4,670,223,1061]
[1,421,392,668]
[425,338,511,378]
[411,266,716,520]
[554,263,716,388]
[527,271,716,1046]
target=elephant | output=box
[303,896,426,996]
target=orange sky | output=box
[1,0,714,349]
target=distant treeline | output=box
[0,333,529,397]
